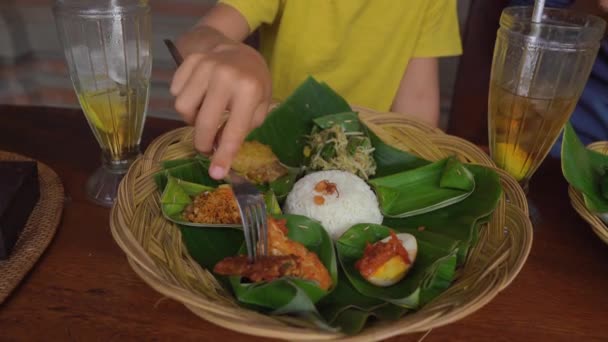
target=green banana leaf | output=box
[392,227,462,255]
[245,75,427,176]
[601,175,608,199]
[369,157,475,218]
[312,112,361,132]
[155,153,297,204]
[154,158,221,192]
[561,122,608,213]
[181,225,330,327]
[267,165,301,201]
[235,278,338,332]
[225,215,337,317]
[161,158,196,169]
[181,225,243,271]
[317,269,408,334]
[306,110,433,185]
[180,214,339,330]
[161,176,214,218]
[362,124,429,177]
[336,224,457,309]
[167,76,504,334]
[383,164,502,264]
[160,175,282,228]
[247,77,351,167]
[193,153,301,200]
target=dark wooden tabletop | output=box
[0,105,607,341]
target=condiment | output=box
[355,231,411,278]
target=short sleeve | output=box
[219,0,280,32]
[413,0,462,58]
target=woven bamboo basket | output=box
[567,141,608,245]
[110,108,533,341]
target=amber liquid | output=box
[489,82,577,184]
[77,80,149,162]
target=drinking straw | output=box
[518,0,545,95]
[109,0,127,85]
[532,0,546,23]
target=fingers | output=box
[209,79,263,179]
[170,53,202,95]
[251,101,270,129]
[193,81,230,155]
[171,54,211,124]
[169,47,270,180]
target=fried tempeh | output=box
[232,141,288,184]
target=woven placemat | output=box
[0,151,64,304]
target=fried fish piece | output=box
[266,218,333,291]
[214,254,302,283]
[232,141,288,184]
[213,217,333,290]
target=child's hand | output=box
[170,29,271,180]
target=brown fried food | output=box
[232,141,288,184]
[183,185,240,224]
[266,218,333,290]
[212,218,333,290]
[214,255,301,283]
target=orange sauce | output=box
[355,231,410,278]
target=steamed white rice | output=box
[284,170,383,240]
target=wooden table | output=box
[1,105,607,341]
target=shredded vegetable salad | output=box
[305,124,376,179]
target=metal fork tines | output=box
[227,172,268,262]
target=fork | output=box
[163,39,268,262]
[226,173,269,261]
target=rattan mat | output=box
[0,151,64,304]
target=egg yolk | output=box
[355,231,411,279]
[368,255,409,282]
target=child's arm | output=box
[390,57,440,127]
[396,0,460,128]
[171,4,272,180]
[176,4,250,54]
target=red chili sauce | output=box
[355,231,410,278]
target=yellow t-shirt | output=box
[220,0,462,112]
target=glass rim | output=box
[53,0,149,18]
[501,6,606,40]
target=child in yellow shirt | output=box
[171,0,461,179]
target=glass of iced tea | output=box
[53,0,152,206]
[489,6,605,193]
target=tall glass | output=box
[488,7,605,192]
[53,0,152,207]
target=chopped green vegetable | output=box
[306,124,377,180]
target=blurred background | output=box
[0,0,472,127]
